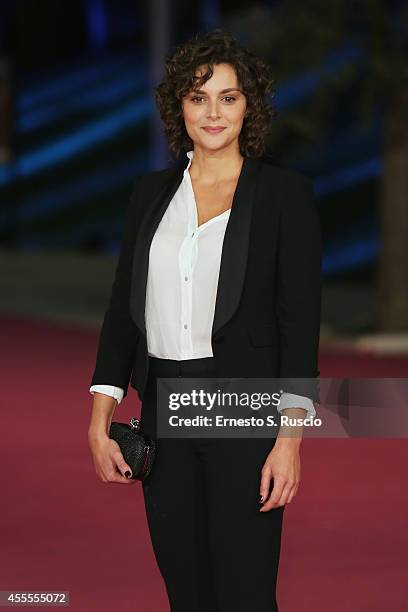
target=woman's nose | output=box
[206,102,220,118]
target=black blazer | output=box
[90,154,322,404]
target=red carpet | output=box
[1,314,407,611]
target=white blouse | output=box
[90,150,316,418]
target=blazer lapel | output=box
[130,162,184,338]
[211,155,260,336]
[130,154,262,340]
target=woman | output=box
[88,29,321,612]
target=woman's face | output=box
[181,62,247,155]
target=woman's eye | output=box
[190,96,236,103]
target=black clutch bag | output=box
[109,417,156,481]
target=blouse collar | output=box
[184,149,194,175]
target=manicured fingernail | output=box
[259,495,264,503]
[125,470,132,478]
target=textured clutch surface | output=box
[109,418,156,481]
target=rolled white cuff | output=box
[89,385,124,405]
[278,392,316,418]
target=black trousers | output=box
[141,356,285,612]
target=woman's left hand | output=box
[259,439,301,511]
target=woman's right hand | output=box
[88,431,137,485]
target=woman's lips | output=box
[202,127,226,134]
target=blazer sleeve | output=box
[276,175,322,403]
[89,177,143,399]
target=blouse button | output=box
[184,276,188,281]
[184,324,188,329]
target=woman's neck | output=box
[188,146,244,185]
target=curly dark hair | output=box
[154,29,278,159]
